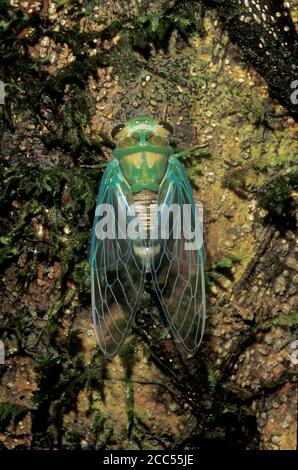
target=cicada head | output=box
[111,115,174,149]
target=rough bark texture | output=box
[0,0,297,450]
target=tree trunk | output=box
[0,0,297,451]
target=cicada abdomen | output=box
[90,116,206,358]
[130,189,160,272]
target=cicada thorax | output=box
[118,150,169,193]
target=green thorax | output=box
[112,116,174,193]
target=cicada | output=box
[90,115,206,357]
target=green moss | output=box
[158,327,170,341]
[59,86,95,152]
[0,163,98,266]
[216,254,243,269]
[207,253,243,284]
[128,1,204,54]
[223,384,255,401]
[242,90,270,127]
[257,170,298,214]
[32,348,62,407]
[73,260,90,292]
[32,344,92,447]
[53,358,85,410]
[206,362,218,394]
[110,9,186,78]
[8,310,33,353]
[271,312,298,328]
[0,200,43,263]
[47,288,77,344]
[179,146,211,185]
[221,403,238,414]
[221,403,255,419]
[222,168,247,198]
[119,336,143,448]
[48,288,76,320]
[86,355,107,399]
[254,138,297,171]
[92,409,106,434]
[0,402,29,431]
[91,408,114,449]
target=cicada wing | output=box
[90,160,145,358]
[150,157,206,354]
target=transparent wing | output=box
[90,159,145,358]
[150,157,206,354]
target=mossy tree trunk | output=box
[0,0,297,450]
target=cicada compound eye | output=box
[159,121,174,134]
[111,123,125,139]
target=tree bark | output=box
[0,0,297,450]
